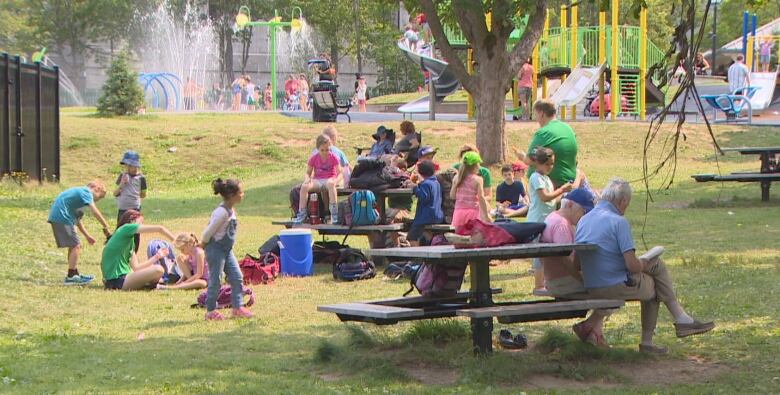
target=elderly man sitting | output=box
[575,178,715,354]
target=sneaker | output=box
[64,275,93,285]
[205,311,225,321]
[232,307,254,318]
[674,320,715,338]
[292,211,307,225]
[329,215,339,225]
[79,273,95,281]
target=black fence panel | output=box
[0,53,60,183]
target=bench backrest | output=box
[313,91,336,109]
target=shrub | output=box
[96,52,145,116]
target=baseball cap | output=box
[120,151,141,167]
[418,146,437,157]
[565,188,595,213]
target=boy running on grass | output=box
[48,181,112,285]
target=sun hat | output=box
[462,151,482,166]
[418,145,437,157]
[120,151,141,167]
[565,188,596,213]
[511,161,528,172]
[372,125,392,141]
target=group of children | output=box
[48,151,252,320]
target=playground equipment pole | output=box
[598,11,606,120]
[751,14,757,71]
[742,11,749,59]
[610,0,619,121]
[532,37,539,117]
[542,11,550,99]
[271,12,278,109]
[746,35,754,72]
[560,4,567,120]
[570,3,578,120]
[639,6,647,121]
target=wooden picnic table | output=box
[693,146,780,201]
[319,243,624,355]
[338,188,413,225]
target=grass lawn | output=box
[1,111,779,393]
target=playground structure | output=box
[138,72,182,111]
[235,6,303,111]
[398,1,664,121]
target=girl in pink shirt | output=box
[294,135,342,224]
[450,152,489,229]
[158,233,208,290]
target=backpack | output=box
[404,263,466,297]
[258,235,281,256]
[289,183,326,222]
[337,199,353,226]
[147,240,181,284]
[195,285,256,309]
[313,240,348,264]
[332,248,376,281]
[381,164,411,188]
[239,254,281,285]
[350,190,379,226]
[349,158,388,191]
[436,168,458,224]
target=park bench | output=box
[692,146,780,201]
[311,91,352,123]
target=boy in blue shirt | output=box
[495,163,529,218]
[48,181,112,285]
[406,160,444,246]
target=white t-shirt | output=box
[728,62,749,93]
[202,205,236,242]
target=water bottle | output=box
[308,193,321,225]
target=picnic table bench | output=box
[692,146,780,201]
[318,243,625,355]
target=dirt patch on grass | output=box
[525,355,727,390]
[319,372,347,382]
[402,364,460,386]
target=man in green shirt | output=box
[453,144,493,198]
[515,100,578,188]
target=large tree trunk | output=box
[473,65,510,165]
[353,0,363,74]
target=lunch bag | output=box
[194,285,256,309]
[239,254,280,285]
[332,248,376,281]
[349,190,379,226]
[404,262,466,297]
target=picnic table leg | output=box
[760,153,770,173]
[761,180,770,201]
[378,194,387,225]
[469,258,493,355]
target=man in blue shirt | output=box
[406,160,444,246]
[575,178,714,354]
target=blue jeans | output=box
[204,243,244,311]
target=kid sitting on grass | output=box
[201,178,252,320]
[157,233,208,290]
[495,163,529,218]
[48,180,112,285]
[527,147,572,293]
[450,152,490,229]
[405,160,444,246]
[114,151,147,253]
[294,135,342,225]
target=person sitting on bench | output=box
[575,178,715,354]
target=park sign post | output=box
[235,6,303,110]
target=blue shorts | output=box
[104,275,126,290]
[407,223,427,242]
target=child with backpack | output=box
[527,147,573,292]
[157,233,208,290]
[450,152,489,229]
[294,135,342,225]
[406,160,444,246]
[201,179,252,320]
[48,180,113,285]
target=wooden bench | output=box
[424,224,455,234]
[271,221,404,236]
[692,172,780,201]
[456,299,625,324]
[366,288,502,307]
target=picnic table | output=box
[318,243,625,355]
[692,146,780,201]
[337,188,414,225]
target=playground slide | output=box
[397,41,460,113]
[749,69,779,111]
[548,63,607,107]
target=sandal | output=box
[498,329,528,350]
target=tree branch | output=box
[507,1,547,77]
[419,0,475,92]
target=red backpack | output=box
[239,253,280,285]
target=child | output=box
[387,158,413,224]
[48,180,112,285]
[495,163,529,218]
[114,151,147,253]
[404,24,419,52]
[295,135,342,225]
[416,146,440,173]
[407,160,444,246]
[264,83,273,110]
[527,147,573,292]
[201,178,251,320]
[158,233,208,290]
[450,152,490,229]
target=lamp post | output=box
[710,0,722,73]
[235,6,303,110]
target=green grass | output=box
[0,112,779,393]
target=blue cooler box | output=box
[278,229,314,276]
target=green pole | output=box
[271,22,277,110]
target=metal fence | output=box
[0,53,60,183]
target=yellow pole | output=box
[746,35,755,72]
[611,0,619,120]
[560,5,567,120]
[571,3,578,120]
[542,11,550,99]
[639,7,647,121]
[532,41,539,115]
[467,48,475,119]
[598,11,606,120]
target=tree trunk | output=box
[222,25,234,86]
[330,44,339,75]
[353,0,363,74]
[474,75,509,165]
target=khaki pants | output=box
[549,275,617,316]
[587,258,676,335]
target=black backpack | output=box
[332,248,376,281]
[436,168,458,224]
[258,235,281,257]
[289,183,326,221]
[349,159,389,191]
[313,240,348,264]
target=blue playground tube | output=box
[138,72,182,111]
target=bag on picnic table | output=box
[289,183,326,223]
[194,285,256,309]
[332,248,376,281]
[349,158,388,191]
[239,253,280,285]
[404,262,466,298]
[381,164,410,188]
[436,168,458,224]
[337,199,353,226]
[349,190,380,226]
